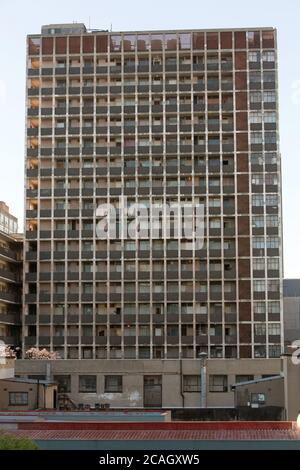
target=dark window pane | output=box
[83,36,94,53]
[221,32,232,49]
[96,35,108,52]
[234,31,246,49]
[193,32,204,50]
[55,37,67,54]
[69,36,81,53]
[262,31,275,48]
[104,375,122,392]
[137,34,150,51]
[42,37,53,55]
[79,375,97,393]
[206,32,219,49]
[151,34,163,50]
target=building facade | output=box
[0,229,22,349]
[22,24,283,406]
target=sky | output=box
[0,0,299,277]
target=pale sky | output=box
[0,0,299,277]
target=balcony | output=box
[0,313,20,325]
[0,291,20,303]
[0,246,17,262]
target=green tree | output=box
[0,433,39,450]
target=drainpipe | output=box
[180,356,185,408]
[36,378,40,409]
[46,361,51,381]
[199,352,207,408]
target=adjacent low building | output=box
[15,357,281,408]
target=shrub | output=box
[0,433,39,450]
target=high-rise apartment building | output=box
[20,24,283,407]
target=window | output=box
[265,195,278,206]
[263,91,276,102]
[263,71,275,83]
[9,392,28,405]
[253,237,265,249]
[254,345,266,358]
[264,132,277,144]
[253,302,266,314]
[266,237,279,249]
[251,153,263,166]
[110,35,122,52]
[253,258,265,271]
[268,279,280,292]
[183,375,201,392]
[209,375,228,392]
[104,375,122,393]
[252,216,264,228]
[268,323,280,336]
[249,112,262,124]
[262,51,275,62]
[251,393,266,404]
[209,197,221,208]
[267,258,279,271]
[56,283,65,294]
[54,375,71,393]
[79,375,97,393]
[249,72,261,83]
[209,218,221,229]
[265,174,278,185]
[264,112,276,123]
[250,92,261,103]
[252,174,263,185]
[249,51,260,62]
[252,195,264,207]
[254,323,266,336]
[269,345,281,357]
[251,133,263,144]
[268,302,280,314]
[253,280,266,292]
[265,153,277,165]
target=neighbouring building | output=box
[20,24,283,407]
[0,202,18,235]
[231,350,300,421]
[283,279,300,347]
[0,377,57,410]
[0,207,23,349]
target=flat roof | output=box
[28,25,276,38]
[284,279,300,297]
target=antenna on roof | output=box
[110,23,112,32]
[88,16,91,30]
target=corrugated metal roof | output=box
[9,429,300,441]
